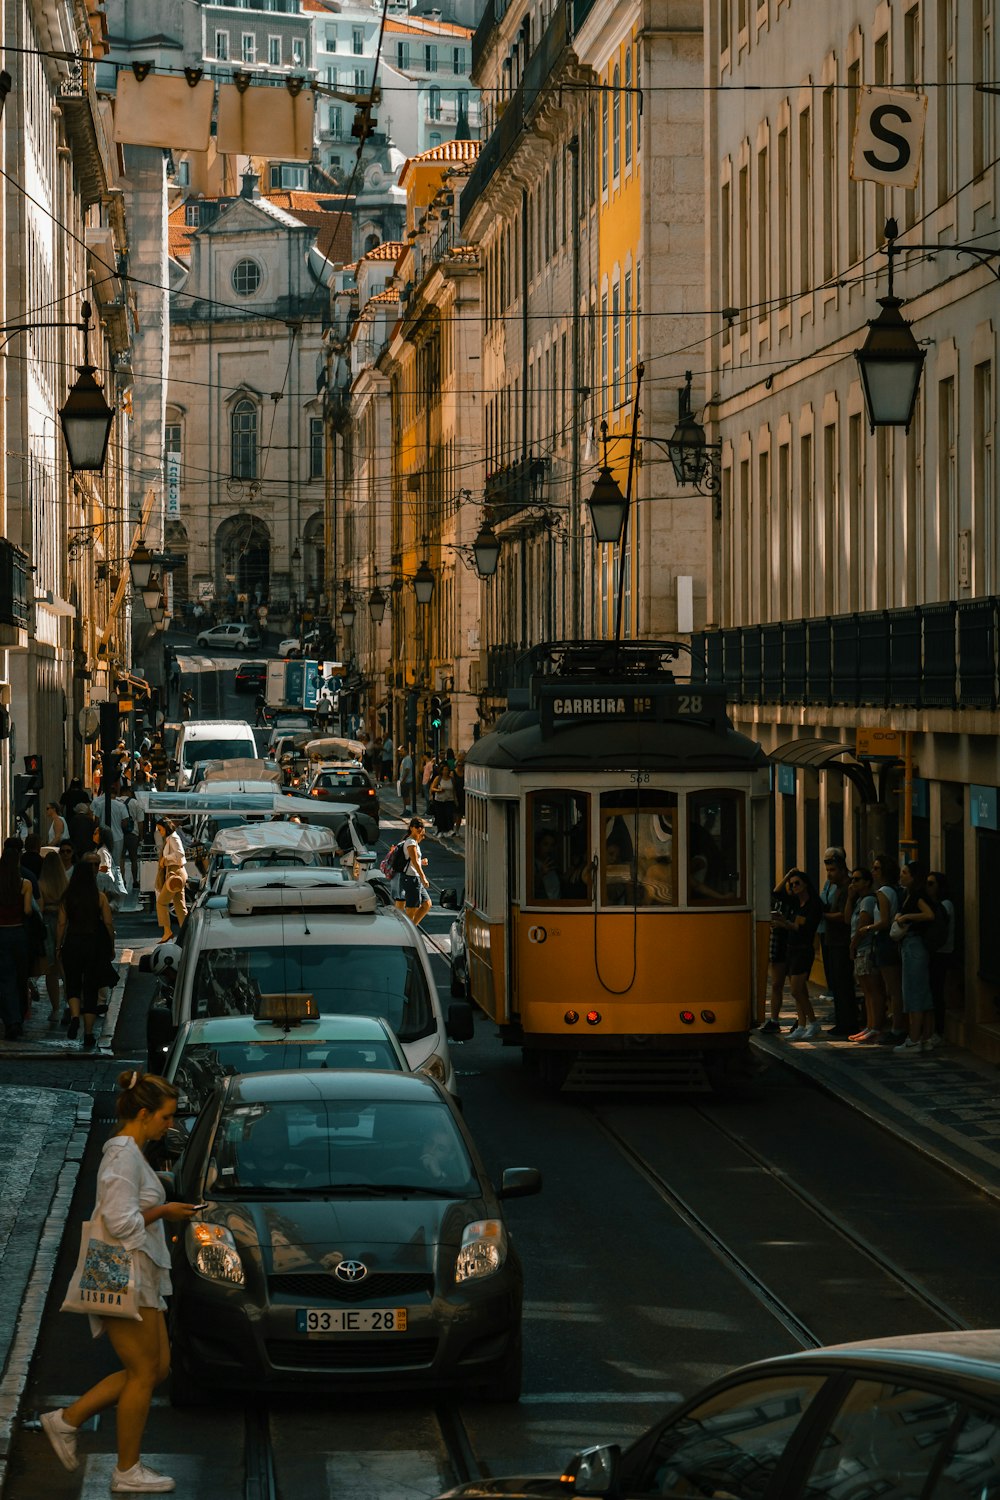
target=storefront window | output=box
[526,791,590,904]
[687,790,746,904]
[600,791,676,906]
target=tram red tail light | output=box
[679,1010,696,1025]
[586,1010,601,1026]
[564,1010,579,1025]
[701,1009,717,1024]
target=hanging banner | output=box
[850,88,928,190]
[216,84,315,161]
[114,74,215,152]
[166,453,181,517]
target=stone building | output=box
[698,0,1000,1057]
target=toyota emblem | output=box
[335,1260,368,1282]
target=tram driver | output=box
[533,831,564,900]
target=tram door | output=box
[505,801,520,1021]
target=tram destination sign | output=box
[538,681,727,735]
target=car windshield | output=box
[190,942,436,1042]
[173,1038,402,1113]
[184,738,255,767]
[209,1097,477,1196]
[318,772,369,789]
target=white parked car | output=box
[197,622,262,652]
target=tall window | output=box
[453,46,465,74]
[428,86,441,119]
[424,43,438,73]
[874,35,889,237]
[937,0,956,203]
[292,38,303,66]
[231,399,258,479]
[326,23,337,50]
[757,144,769,309]
[721,178,732,323]
[975,0,996,178]
[601,84,608,191]
[849,413,864,607]
[798,107,812,295]
[635,46,641,151]
[612,63,621,179]
[938,377,956,595]
[975,361,995,591]
[738,163,749,333]
[624,49,633,166]
[329,105,342,136]
[903,6,923,227]
[821,87,835,281]
[612,278,621,406]
[215,29,230,59]
[624,268,633,401]
[242,33,256,63]
[268,36,281,65]
[396,41,409,69]
[164,422,182,456]
[353,26,364,54]
[846,64,861,262]
[600,291,609,420]
[309,417,325,479]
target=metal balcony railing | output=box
[486,643,521,693]
[691,597,1000,711]
[0,538,30,629]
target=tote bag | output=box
[60,1208,141,1321]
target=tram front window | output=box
[688,790,745,904]
[528,791,590,904]
[601,794,677,907]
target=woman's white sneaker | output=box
[894,1036,923,1055]
[786,1024,807,1040]
[800,1021,823,1040]
[110,1462,175,1493]
[40,1410,79,1471]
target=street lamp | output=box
[666,372,721,493]
[129,542,155,591]
[472,522,501,579]
[855,222,925,434]
[413,558,435,606]
[59,359,116,473]
[141,576,162,610]
[586,423,628,546]
[340,594,356,629]
[368,585,387,624]
[148,599,165,625]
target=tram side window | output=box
[601,793,677,906]
[687,790,745,904]
[527,791,590,904]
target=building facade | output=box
[699,0,1000,1058]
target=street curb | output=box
[0,1093,92,1497]
[752,1034,1000,1210]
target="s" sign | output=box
[850,88,928,190]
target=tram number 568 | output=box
[630,771,650,784]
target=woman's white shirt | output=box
[161,831,186,870]
[96,1135,170,1269]
[404,835,427,886]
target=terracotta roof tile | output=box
[384,15,472,37]
[362,240,406,262]
[409,139,481,164]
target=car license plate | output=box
[296,1308,407,1335]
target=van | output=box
[146,873,474,1091]
[173,719,259,788]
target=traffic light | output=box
[13,774,33,817]
[430,695,443,729]
[99,700,121,761]
[22,753,43,792]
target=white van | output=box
[173,719,259,788]
[146,873,473,1091]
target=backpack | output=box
[922,899,950,953]
[380,841,408,879]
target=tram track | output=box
[592,1104,970,1355]
[240,1398,483,1499]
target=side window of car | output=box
[800,1379,961,1498]
[933,1403,1000,1497]
[637,1375,825,1498]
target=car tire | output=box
[450,962,467,999]
[197,636,207,647]
[478,1331,522,1404]
[237,641,246,652]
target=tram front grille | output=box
[561,1052,713,1093]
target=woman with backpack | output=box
[892,860,939,1056]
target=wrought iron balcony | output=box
[483,454,550,522]
[692,598,999,711]
[459,82,525,226]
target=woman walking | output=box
[57,859,115,1051]
[0,840,32,1041]
[846,867,885,1042]
[760,869,798,1034]
[770,870,824,1040]
[892,860,938,1055]
[38,850,69,1023]
[429,760,457,838]
[402,817,432,927]
[46,800,69,847]
[40,1071,199,1492]
[154,820,187,943]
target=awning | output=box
[768,737,882,802]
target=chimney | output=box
[240,169,260,200]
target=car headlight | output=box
[187,1222,245,1285]
[417,1053,447,1086]
[455,1219,507,1283]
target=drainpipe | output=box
[568,133,581,640]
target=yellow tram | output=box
[461,642,772,1089]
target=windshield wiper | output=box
[283,1182,465,1198]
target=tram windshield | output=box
[600,794,677,906]
[688,790,745,903]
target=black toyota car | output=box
[167,1070,540,1404]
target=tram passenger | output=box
[640,856,674,905]
[603,820,635,904]
[688,854,730,902]
[533,831,564,900]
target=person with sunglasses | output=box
[770,870,824,1040]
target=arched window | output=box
[231,398,257,479]
[601,85,608,191]
[232,258,261,296]
[624,49,633,166]
[612,63,621,179]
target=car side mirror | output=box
[564,1444,622,1496]
[446,1001,474,1042]
[497,1166,541,1200]
[438,886,459,909]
